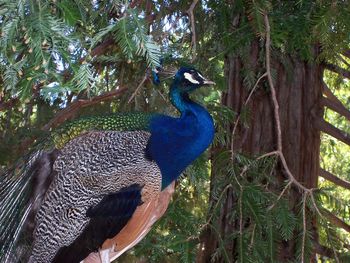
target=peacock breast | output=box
[147,104,214,189]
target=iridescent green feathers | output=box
[51,112,155,148]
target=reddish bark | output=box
[320,169,350,190]
[197,43,324,262]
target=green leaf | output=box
[71,63,94,93]
[112,9,161,67]
[57,0,81,26]
[274,200,296,241]
[41,85,70,100]
[90,23,116,48]
[114,15,135,60]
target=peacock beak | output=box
[203,79,216,85]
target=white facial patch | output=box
[184,72,200,84]
[197,72,205,80]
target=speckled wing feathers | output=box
[53,184,144,263]
[29,131,161,263]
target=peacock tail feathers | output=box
[0,150,43,262]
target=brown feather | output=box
[83,182,175,262]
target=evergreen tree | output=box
[1,1,350,262]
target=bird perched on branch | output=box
[0,67,215,263]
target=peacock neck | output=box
[169,84,190,114]
[148,84,215,189]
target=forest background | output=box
[0,0,350,262]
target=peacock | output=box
[0,67,215,263]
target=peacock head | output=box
[173,67,215,93]
[153,66,215,111]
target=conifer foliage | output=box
[1,1,350,263]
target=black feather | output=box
[0,149,58,263]
[52,184,143,263]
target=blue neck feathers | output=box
[147,83,214,189]
[169,84,189,113]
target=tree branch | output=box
[322,82,340,105]
[315,118,350,146]
[231,73,267,159]
[322,97,350,122]
[312,240,336,259]
[90,38,115,58]
[1,37,117,114]
[130,0,143,8]
[40,35,125,131]
[342,49,350,59]
[264,14,310,193]
[323,62,350,79]
[187,0,199,62]
[127,74,148,103]
[322,209,350,233]
[322,83,350,121]
[320,169,350,190]
[42,87,127,131]
[0,98,18,112]
[338,55,350,68]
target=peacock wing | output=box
[52,184,144,263]
[0,112,157,263]
[29,130,161,263]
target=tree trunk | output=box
[197,42,324,262]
